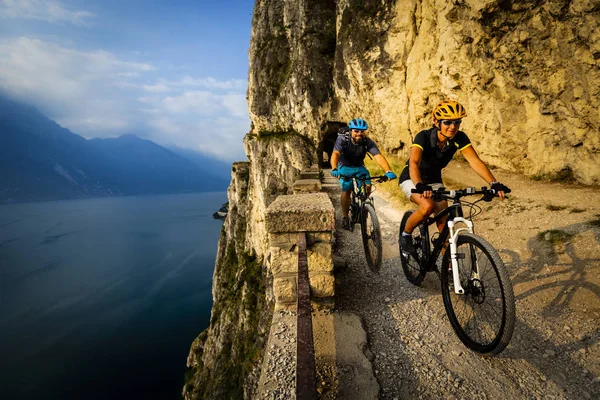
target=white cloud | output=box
[0,0,95,26]
[221,93,248,118]
[178,76,246,90]
[142,81,171,93]
[146,116,249,160]
[161,91,223,115]
[0,36,249,161]
[0,37,153,102]
[118,72,141,78]
[138,76,247,93]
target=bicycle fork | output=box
[447,218,474,295]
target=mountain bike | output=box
[399,186,516,355]
[341,174,391,273]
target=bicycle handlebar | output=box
[410,186,511,201]
[340,174,392,183]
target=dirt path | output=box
[329,164,600,399]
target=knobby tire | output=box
[399,211,426,285]
[441,233,516,355]
[361,203,382,273]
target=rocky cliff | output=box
[250,0,599,184]
[185,1,599,398]
[184,134,317,399]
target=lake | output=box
[0,192,226,399]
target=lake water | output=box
[0,192,226,400]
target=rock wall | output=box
[248,0,600,184]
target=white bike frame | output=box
[447,217,475,294]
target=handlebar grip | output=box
[490,187,511,195]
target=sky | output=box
[0,0,254,161]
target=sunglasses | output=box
[441,120,462,126]
[351,129,366,133]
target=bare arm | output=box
[330,150,340,170]
[408,146,433,199]
[373,154,392,173]
[461,146,505,199]
[461,146,496,183]
[408,146,424,184]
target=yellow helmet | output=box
[432,100,467,120]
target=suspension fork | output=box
[351,189,362,225]
[447,218,475,295]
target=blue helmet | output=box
[348,118,368,131]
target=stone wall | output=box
[266,187,335,309]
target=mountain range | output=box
[0,94,232,203]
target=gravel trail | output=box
[328,167,600,400]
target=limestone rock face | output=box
[248,0,337,143]
[248,0,600,184]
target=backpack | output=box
[337,127,373,160]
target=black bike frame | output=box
[343,175,386,225]
[420,201,465,272]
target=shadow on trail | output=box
[492,315,599,398]
[494,219,599,398]
[501,220,599,313]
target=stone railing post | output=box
[266,192,335,309]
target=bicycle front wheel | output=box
[399,210,426,285]
[361,203,382,272]
[441,233,515,355]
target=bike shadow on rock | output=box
[493,220,599,398]
[499,219,600,319]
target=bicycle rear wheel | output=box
[441,233,515,355]
[361,203,382,272]
[399,210,426,285]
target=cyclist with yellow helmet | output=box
[399,100,509,257]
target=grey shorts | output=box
[400,180,444,199]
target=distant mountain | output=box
[166,145,232,181]
[0,94,230,203]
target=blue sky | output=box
[0,0,254,160]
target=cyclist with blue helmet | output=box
[330,118,397,230]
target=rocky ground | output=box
[331,163,600,399]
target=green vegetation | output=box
[184,214,269,399]
[364,153,411,209]
[239,166,250,184]
[274,58,293,97]
[250,127,316,151]
[536,229,575,245]
[210,247,265,399]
